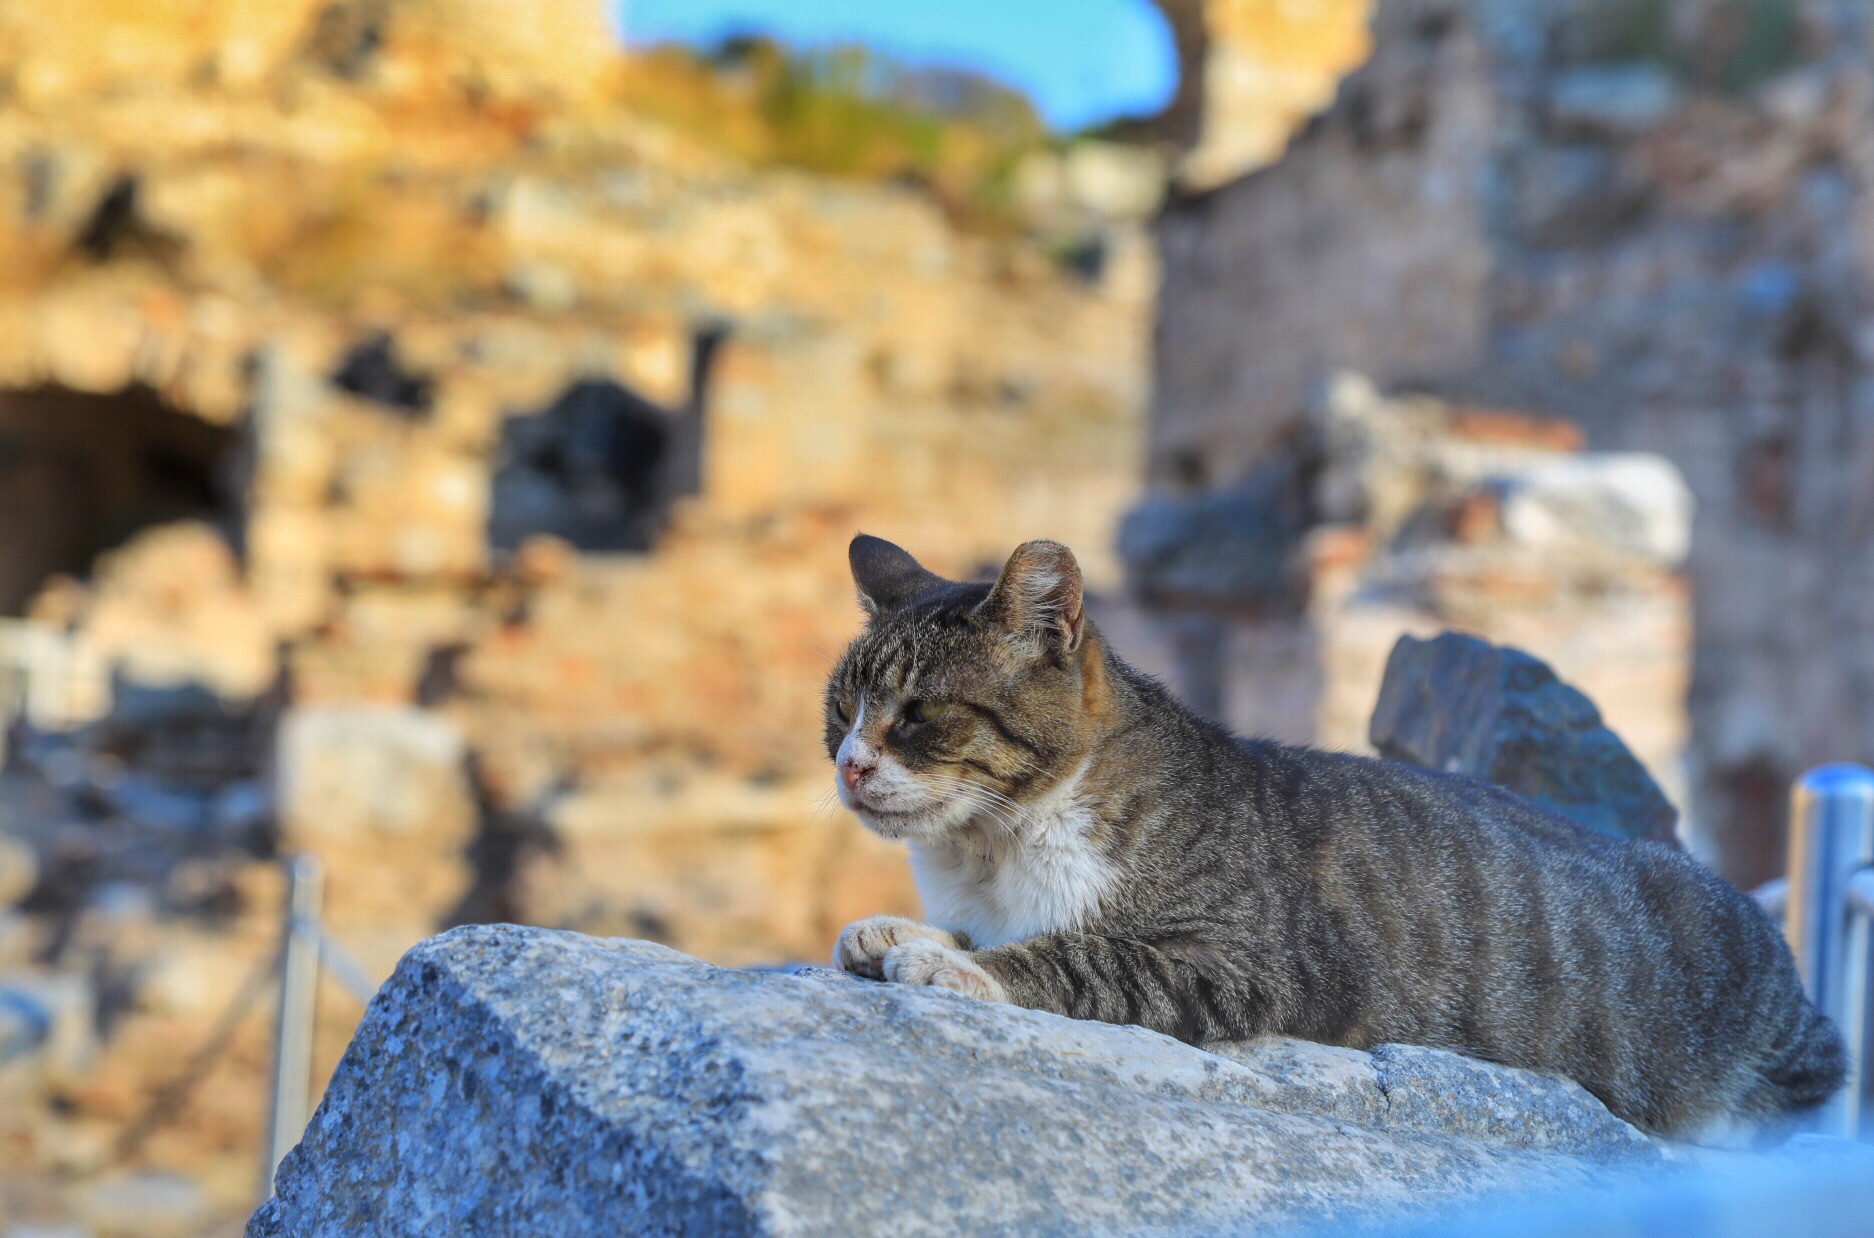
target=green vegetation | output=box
[1562,0,1804,93]
[617,37,1051,230]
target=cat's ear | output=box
[977,540,1085,654]
[849,534,944,615]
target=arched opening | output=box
[0,385,241,614]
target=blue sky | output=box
[617,0,1180,132]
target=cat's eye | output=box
[900,699,947,727]
[831,699,852,725]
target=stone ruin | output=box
[0,0,1159,1225]
[1146,0,1874,888]
[0,0,1857,1226]
[1109,372,1696,827]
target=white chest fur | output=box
[907,761,1115,949]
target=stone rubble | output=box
[1370,631,1681,845]
[1113,373,1693,825]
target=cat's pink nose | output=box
[840,757,875,792]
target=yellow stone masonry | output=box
[1183,0,1373,187]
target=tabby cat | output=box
[825,534,1844,1141]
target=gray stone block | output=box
[252,925,1679,1237]
[1205,1038,1658,1163]
[1369,632,1679,845]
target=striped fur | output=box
[825,535,1845,1141]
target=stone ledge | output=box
[251,924,1693,1236]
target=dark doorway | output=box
[0,385,240,614]
[488,379,673,553]
[487,324,726,554]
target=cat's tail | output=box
[1753,1001,1848,1116]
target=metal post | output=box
[262,853,324,1194]
[1784,764,1874,1138]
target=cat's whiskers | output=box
[953,791,1020,842]
[925,772,1021,814]
[918,771,1032,843]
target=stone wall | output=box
[0,0,1150,940]
[1149,0,1873,884]
[1151,0,1376,188]
[0,2,1157,1222]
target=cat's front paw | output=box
[881,938,1006,1002]
[833,916,956,980]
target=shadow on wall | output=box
[488,323,728,554]
[0,384,241,615]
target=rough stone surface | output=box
[1204,1038,1659,1163]
[1370,631,1680,845]
[1497,454,1694,567]
[251,924,1681,1237]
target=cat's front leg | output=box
[879,937,1007,1002]
[833,915,963,980]
[973,932,1256,1043]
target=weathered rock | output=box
[1545,64,1679,138]
[1369,631,1679,845]
[0,969,95,1086]
[70,1171,208,1238]
[1205,1038,1658,1162]
[277,704,471,844]
[252,925,1676,1236]
[0,834,36,907]
[1116,458,1313,610]
[1498,455,1694,567]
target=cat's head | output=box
[824,534,1104,844]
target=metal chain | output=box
[312,924,379,1006]
[60,942,281,1183]
[57,857,380,1185]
